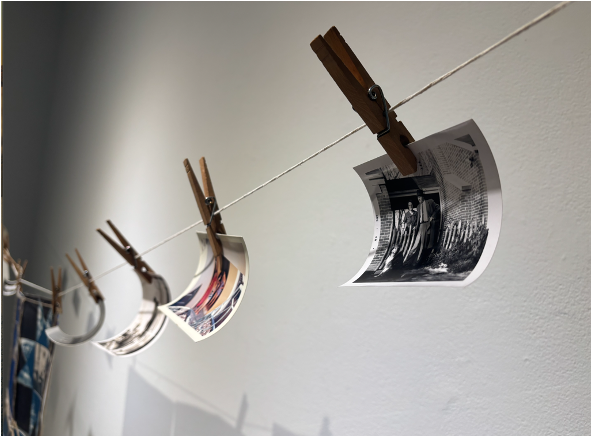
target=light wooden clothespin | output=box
[3,226,28,287]
[184,158,226,262]
[15,260,27,282]
[96,220,154,283]
[311,26,417,176]
[2,226,27,292]
[50,266,63,314]
[66,249,104,303]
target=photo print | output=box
[159,232,249,342]
[4,295,56,436]
[344,119,502,287]
[93,273,171,356]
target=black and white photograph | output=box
[93,273,171,356]
[344,120,502,287]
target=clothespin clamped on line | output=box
[3,226,28,285]
[184,158,226,265]
[311,26,417,176]
[12,260,27,284]
[65,249,104,303]
[96,221,154,283]
[50,267,63,315]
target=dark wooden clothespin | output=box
[96,220,154,283]
[184,158,226,262]
[311,26,417,176]
[50,266,63,314]
[199,157,226,236]
[66,249,104,303]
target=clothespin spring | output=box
[367,84,411,148]
[205,197,218,229]
[367,84,390,139]
[351,84,395,142]
[126,245,149,275]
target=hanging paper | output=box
[344,119,502,287]
[93,272,171,356]
[159,232,249,342]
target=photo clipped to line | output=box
[93,273,171,356]
[159,232,249,342]
[343,119,502,287]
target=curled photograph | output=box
[159,232,249,342]
[93,273,171,356]
[344,120,502,287]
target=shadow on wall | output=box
[122,367,332,436]
[65,394,76,436]
[273,418,332,436]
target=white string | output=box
[390,1,572,112]
[20,279,57,294]
[14,1,571,298]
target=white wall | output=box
[5,3,590,435]
[1,3,66,389]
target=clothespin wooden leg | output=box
[96,221,153,283]
[199,157,226,236]
[75,249,104,302]
[184,158,223,258]
[50,266,62,314]
[66,249,104,303]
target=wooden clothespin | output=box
[3,227,28,286]
[3,225,10,256]
[311,26,417,176]
[96,220,154,283]
[8,258,27,291]
[50,266,63,314]
[66,249,104,303]
[15,259,27,281]
[184,157,226,261]
[199,157,226,236]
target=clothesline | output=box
[14,1,571,298]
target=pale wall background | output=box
[2,2,590,436]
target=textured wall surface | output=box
[3,3,590,435]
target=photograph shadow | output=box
[122,367,332,436]
[122,367,244,436]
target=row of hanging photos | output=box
[4,26,419,350]
[2,157,226,346]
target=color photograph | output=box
[160,233,249,342]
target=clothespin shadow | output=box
[311,26,417,175]
[184,157,227,269]
[96,221,154,283]
[50,266,63,315]
[65,249,104,304]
